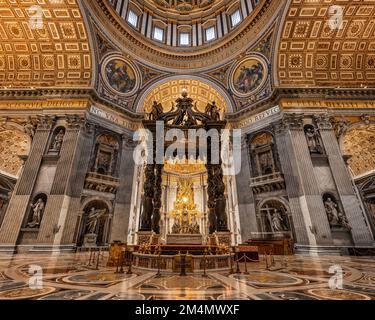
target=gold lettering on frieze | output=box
[90,105,139,131]
[0,100,89,110]
[234,106,281,129]
[280,100,375,110]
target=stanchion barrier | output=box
[156,248,162,278]
[127,250,133,275]
[229,247,234,274]
[202,249,208,278]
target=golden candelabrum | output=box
[170,179,201,234]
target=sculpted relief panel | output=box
[0,129,29,177]
[342,125,375,177]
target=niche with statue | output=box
[76,200,112,247]
[25,193,47,229]
[304,124,324,155]
[323,193,353,245]
[48,127,65,155]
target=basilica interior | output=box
[0,0,375,301]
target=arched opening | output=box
[342,124,375,177]
[257,199,294,240]
[0,128,30,178]
[127,78,240,246]
[76,200,112,247]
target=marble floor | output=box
[0,253,374,300]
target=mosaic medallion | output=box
[102,57,139,96]
[230,56,268,97]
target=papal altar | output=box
[166,234,203,245]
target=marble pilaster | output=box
[0,116,54,249]
[315,114,374,245]
[235,137,258,242]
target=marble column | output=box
[0,116,55,251]
[235,136,258,242]
[111,135,136,242]
[315,114,374,245]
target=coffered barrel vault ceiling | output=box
[0,0,92,89]
[277,0,375,88]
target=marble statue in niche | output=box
[85,207,106,235]
[27,197,45,228]
[305,126,324,154]
[82,206,107,247]
[50,130,65,153]
[271,210,288,232]
[324,197,351,229]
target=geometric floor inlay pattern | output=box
[0,253,374,300]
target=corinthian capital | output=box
[37,115,56,130]
[65,114,85,130]
[313,113,333,130]
[279,113,304,131]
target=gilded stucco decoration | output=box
[0,0,92,88]
[0,129,29,177]
[278,0,375,88]
[342,125,375,177]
